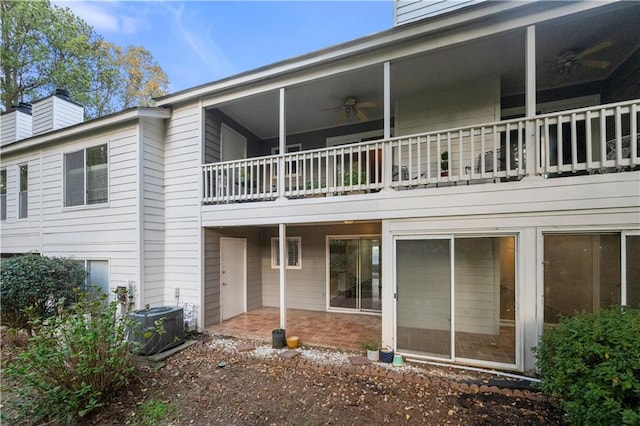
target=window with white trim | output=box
[271,237,302,269]
[0,169,6,220]
[18,164,28,218]
[73,259,110,296]
[64,144,108,207]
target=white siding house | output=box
[1,1,639,372]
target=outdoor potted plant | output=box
[379,346,394,363]
[272,328,286,349]
[361,339,380,361]
[440,151,449,177]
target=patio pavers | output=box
[208,307,381,352]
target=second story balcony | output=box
[198,2,639,206]
[202,100,639,204]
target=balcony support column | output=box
[278,88,286,198]
[383,61,392,190]
[525,25,537,176]
[279,223,287,330]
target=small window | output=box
[0,169,6,220]
[18,164,27,218]
[74,259,110,296]
[271,237,302,269]
[64,144,108,207]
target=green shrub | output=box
[534,306,640,425]
[135,399,176,425]
[0,254,85,331]
[4,292,141,424]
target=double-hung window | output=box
[18,164,28,218]
[0,169,6,220]
[64,144,108,207]
[271,237,302,269]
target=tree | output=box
[89,42,169,117]
[0,0,169,119]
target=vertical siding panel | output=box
[141,118,166,307]
[163,105,202,309]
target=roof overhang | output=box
[0,107,171,156]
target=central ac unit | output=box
[129,306,185,355]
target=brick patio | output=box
[208,307,382,351]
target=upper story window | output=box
[18,164,28,219]
[0,169,6,220]
[64,144,108,207]
[271,237,302,269]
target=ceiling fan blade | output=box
[336,109,349,124]
[355,109,368,122]
[581,59,610,69]
[357,101,377,108]
[324,105,344,111]
[576,40,613,58]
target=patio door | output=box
[328,237,381,312]
[395,236,517,367]
[221,237,247,320]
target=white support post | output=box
[383,61,392,190]
[525,25,537,176]
[278,88,286,198]
[384,61,391,140]
[279,223,287,330]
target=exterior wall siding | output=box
[162,105,202,311]
[1,122,142,303]
[394,0,486,26]
[141,118,166,307]
[261,223,382,311]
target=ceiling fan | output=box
[553,40,613,78]
[326,97,377,123]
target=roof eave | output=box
[0,107,171,155]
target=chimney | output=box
[0,102,33,147]
[32,88,84,135]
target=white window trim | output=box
[270,143,302,155]
[17,163,28,219]
[63,143,109,208]
[271,237,302,269]
[73,258,111,296]
[0,168,6,221]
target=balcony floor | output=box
[207,307,381,351]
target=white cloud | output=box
[166,2,237,80]
[52,1,147,35]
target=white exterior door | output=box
[221,237,247,320]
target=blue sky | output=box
[55,1,394,93]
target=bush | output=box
[534,306,640,425]
[0,254,85,331]
[3,292,141,424]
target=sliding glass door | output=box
[328,237,381,312]
[396,236,517,366]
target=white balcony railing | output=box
[202,100,639,204]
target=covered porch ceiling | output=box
[211,3,639,140]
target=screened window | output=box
[0,169,6,220]
[271,237,302,269]
[18,164,28,218]
[64,144,108,207]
